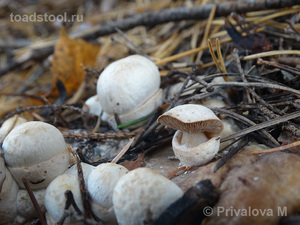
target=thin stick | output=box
[111,137,135,163]
[207,81,300,96]
[166,166,189,179]
[214,138,249,172]
[243,50,300,61]
[73,152,92,219]
[0,104,84,126]
[221,110,300,142]
[257,58,300,76]
[62,130,137,140]
[252,140,300,154]
[212,107,279,145]
[22,178,47,225]
[233,48,251,103]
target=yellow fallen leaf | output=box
[50,28,100,96]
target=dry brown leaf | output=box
[121,153,145,171]
[50,28,100,96]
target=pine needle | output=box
[252,140,300,155]
[208,39,224,73]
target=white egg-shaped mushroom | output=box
[44,162,95,225]
[0,116,27,140]
[84,95,102,116]
[44,173,84,225]
[2,121,70,189]
[64,162,95,185]
[97,55,163,128]
[157,104,223,166]
[0,166,19,225]
[15,188,45,224]
[113,167,183,225]
[87,163,128,224]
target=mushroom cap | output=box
[44,173,83,223]
[87,163,128,223]
[172,130,220,166]
[2,121,70,189]
[97,55,160,116]
[84,95,102,116]
[158,104,223,135]
[88,163,128,208]
[3,121,68,167]
[103,89,163,128]
[113,167,183,225]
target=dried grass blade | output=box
[208,39,223,73]
[243,50,300,61]
[216,38,227,73]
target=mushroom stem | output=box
[179,132,209,148]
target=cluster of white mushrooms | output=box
[0,54,236,224]
[0,120,70,224]
[0,119,183,225]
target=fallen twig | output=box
[22,178,47,225]
[207,81,300,96]
[2,1,298,76]
[221,110,300,142]
[252,140,300,154]
[62,130,137,140]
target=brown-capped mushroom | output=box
[157,104,223,166]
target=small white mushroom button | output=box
[157,104,224,166]
[112,167,183,225]
[2,121,70,189]
[84,95,102,116]
[44,162,95,225]
[44,173,84,225]
[97,54,163,129]
[87,163,128,224]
